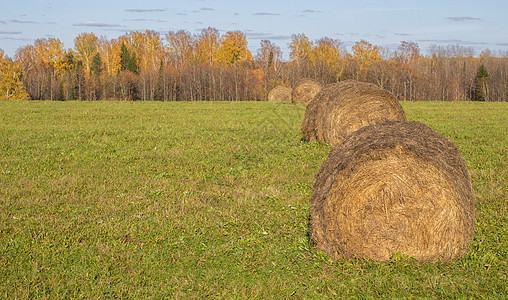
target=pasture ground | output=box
[0,100,506,298]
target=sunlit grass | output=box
[0,100,506,298]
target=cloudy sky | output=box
[1,0,507,59]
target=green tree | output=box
[120,43,129,71]
[90,52,102,76]
[474,64,490,101]
[128,52,138,74]
[120,43,137,73]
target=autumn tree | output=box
[216,31,252,65]
[83,52,102,100]
[74,33,99,73]
[14,45,38,99]
[256,40,283,92]
[11,29,508,102]
[31,38,67,100]
[351,40,381,81]
[34,38,66,71]
[256,40,282,71]
[58,51,80,100]
[288,33,313,81]
[140,30,165,72]
[289,33,312,63]
[0,49,30,100]
[98,37,121,76]
[311,38,344,83]
[166,30,194,66]
[113,31,165,100]
[195,27,221,64]
[397,41,420,63]
[393,41,422,100]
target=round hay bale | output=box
[309,121,475,263]
[291,79,322,104]
[301,80,406,146]
[267,85,292,102]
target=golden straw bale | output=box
[267,85,292,101]
[291,79,322,104]
[309,121,475,263]
[301,80,406,146]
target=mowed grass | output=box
[0,100,506,298]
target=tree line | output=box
[1,28,507,101]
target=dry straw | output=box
[267,85,292,102]
[291,79,322,104]
[309,121,475,263]
[301,80,406,146]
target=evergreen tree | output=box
[474,64,490,101]
[120,43,130,72]
[90,52,102,76]
[120,43,138,74]
[127,52,138,74]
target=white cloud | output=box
[73,22,122,28]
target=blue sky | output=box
[1,0,507,59]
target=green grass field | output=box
[1,100,506,298]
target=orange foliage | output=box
[74,32,99,72]
[289,33,312,62]
[34,38,66,73]
[351,40,381,74]
[10,28,508,102]
[216,31,253,65]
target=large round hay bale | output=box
[301,80,406,146]
[291,79,322,104]
[309,121,475,263]
[267,85,292,102]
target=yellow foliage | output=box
[216,31,253,65]
[166,30,194,66]
[195,27,221,64]
[74,32,99,72]
[0,50,30,100]
[312,38,342,69]
[289,33,312,62]
[98,38,122,75]
[141,30,165,72]
[252,68,264,84]
[351,40,381,71]
[34,38,66,74]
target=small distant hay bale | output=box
[309,121,475,263]
[267,85,292,102]
[302,80,406,146]
[291,79,322,104]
